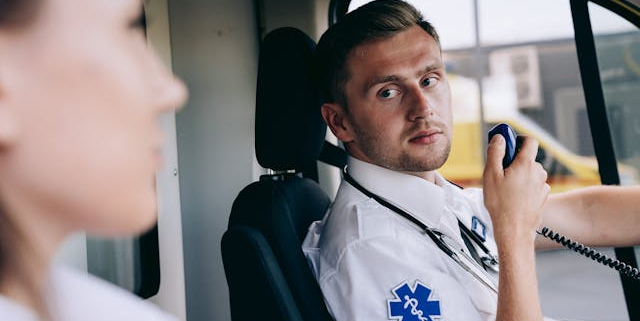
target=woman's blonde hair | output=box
[0,0,39,28]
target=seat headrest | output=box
[255,27,326,171]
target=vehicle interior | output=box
[55,0,640,320]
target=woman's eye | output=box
[421,77,438,87]
[379,88,400,99]
[129,11,147,32]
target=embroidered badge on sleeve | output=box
[388,280,441,321]
[471,216,487,242]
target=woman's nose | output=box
[157,74,188,113]
[147,48,188,113]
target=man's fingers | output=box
[485,134,506,174]
[514,136,539,162]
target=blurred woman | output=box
[0,0,187,319]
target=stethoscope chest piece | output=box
[481,255,500,273]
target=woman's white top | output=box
[0,265,177,321]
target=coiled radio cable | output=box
[538,227,640,281]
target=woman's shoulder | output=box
[0,294,39,321]
[48,265,178,321]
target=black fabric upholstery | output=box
[222,226,303,321]
[228,178,329,242]
[228,178,333,321]
[222,27,335,321]
[255,27,326,171]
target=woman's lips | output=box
[153,146,164,167]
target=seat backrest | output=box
[226,178,332,321]
[221,27,335,321]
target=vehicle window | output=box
[479,0,575,46]
[348,0,475,50]
[343,1,628,320]
[591,1,640,183]
[590,0,640,303]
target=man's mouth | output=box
[408,129,442,145]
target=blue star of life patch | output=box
[388,280,441,321]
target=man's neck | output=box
[346,154,439,185]
[400,170,437,184]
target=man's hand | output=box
[483,134,548,321]
[483,134,550,244]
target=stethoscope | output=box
[343,169,500,294]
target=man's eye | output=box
[421,77,438,87]
[379,89,400,99]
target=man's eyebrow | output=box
[415,63,443,77]
[363,63,445,92]
[364,75,403,91]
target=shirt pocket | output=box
[460,269,499,318]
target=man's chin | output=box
[400,156,449,172]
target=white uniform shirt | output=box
[303,157,556,321]
[0,265,178,321]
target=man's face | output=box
[330,25,453,176]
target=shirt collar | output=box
[346,156,446,229]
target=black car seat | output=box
[221,27,344,321]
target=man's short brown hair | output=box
[315,0,440,108]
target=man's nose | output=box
[407,85,434,121]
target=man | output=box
[302,1,640,320]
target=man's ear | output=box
[321,102,354,144]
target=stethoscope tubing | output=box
[342,169,499,294]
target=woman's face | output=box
[0,0,187,237]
